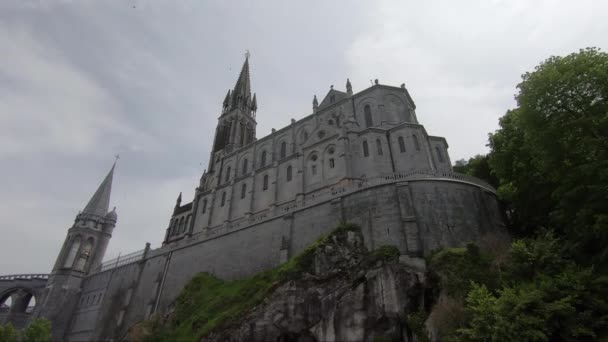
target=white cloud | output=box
[346,0,608,159]
[0,26,135,158]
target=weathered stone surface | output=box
[205,230,433,342]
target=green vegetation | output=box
[433,47,608,341]
[429,243,497,298]
[0,318,51,342]
[145,222,396,341]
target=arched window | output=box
[74,237,94,271]
[413,134,420,151]
[242,158,248,174]
[435,146,444,163]
[241,183,247,199]
[178,217,185,233]
[185,215,191,232]
[376,139,383,155]
[239,122,245,146]
[225,166,231,182]
[63,236,81,268]
[261,150,267,167]
[280,141,287,159]
[363,140,369,157]
[311,165,317,175]
[201,199,207,214]
[329,158,335,168]
[364,105,373,128]
[286,165,293,182]
[263,175,269,190]
[398,136,406,153]
[221,192,226,207]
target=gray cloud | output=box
[1,0,606,274]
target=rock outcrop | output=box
[204,228,435,342]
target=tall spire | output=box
[346,78,353,96]
[82,162,115,217]
[231,56,251,110]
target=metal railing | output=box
[0,274,49,281]
[90,248,146,274]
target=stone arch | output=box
[63,235,81,268]
[0,288,36,315]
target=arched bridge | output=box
[0,274,49,329]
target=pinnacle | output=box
[82,162,115,217]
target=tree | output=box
[22,318,52,342]
[452,154,499,188]
[488,48,608,264]
[0,323,18,342]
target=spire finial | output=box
[346,78,353,96]
[313,95,319,113]
[244,49,250,60]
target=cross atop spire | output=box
[82,162,116,217]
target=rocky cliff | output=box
[132,224,442,342]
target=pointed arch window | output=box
[376,139,383,155]
[263,175,269,190]
[329,158,335,168]
[201,199,207,214]
[398,136,406,153]
[185,215,191,232]
[63,236,81,268]
[286,165,293,182]
[261,151,267,167]
[280,141,287,159]
[363,140,369,157]
[435,146,444,163]
[242,158,248,175]
[221,192,226,207]
[413,134,420,151]
[364,105,373,128]
[225,166,231,182]
[178,217,185,234]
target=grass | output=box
[146,222,375,341]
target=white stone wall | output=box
[168,84,452,243]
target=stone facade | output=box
[0,57,506,341]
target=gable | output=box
[318,89,347,110]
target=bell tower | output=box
[36,161,118,340]
[209,55,257,171]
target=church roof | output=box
[318,87,348,110]
[82,162,115,217]
[231,56,251,108]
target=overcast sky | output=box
[1,0,606,274]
